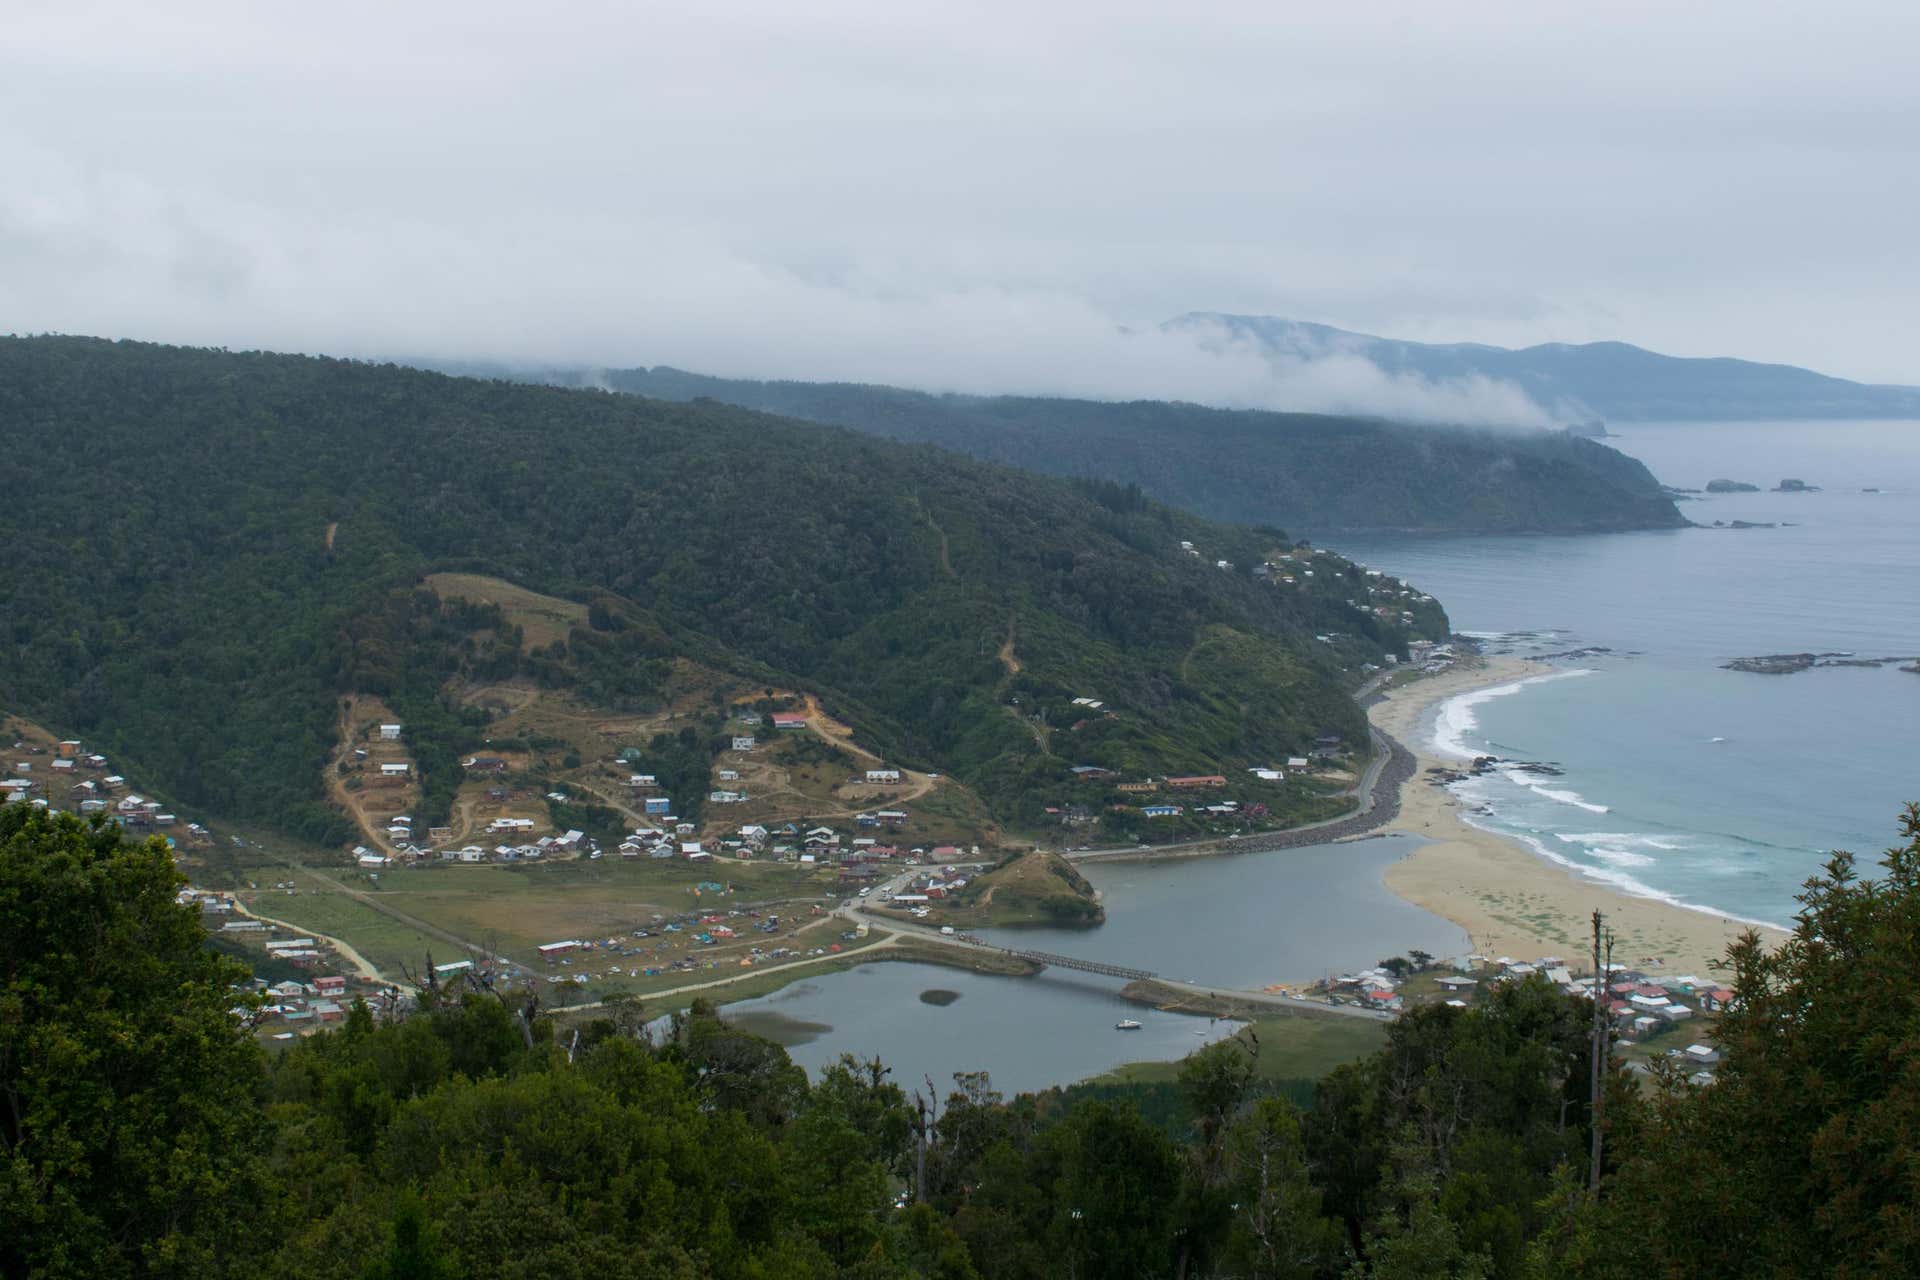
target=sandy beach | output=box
[1372,657,1790,976]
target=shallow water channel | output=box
[718,833,1466,1095]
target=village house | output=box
[731,735,756,751]
[1167,775,1228,789]
[1142,804,1183,818]
[708,789,747,804]
[378,723,402,740]
[865,768,902,785]
[772,712,808,731]
[1116,780,1159,793]
[379,762,411,778]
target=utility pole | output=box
[1588,908,1606,1194]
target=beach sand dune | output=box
[1373,657,1787,976]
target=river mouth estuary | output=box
[721,833,1466,1094]
[721,420,1920,1094]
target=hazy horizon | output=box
[6,2,1917,423]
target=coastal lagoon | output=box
[723,834,1465,1092]
[1342,419,1920,927]
[980,833,1466,988]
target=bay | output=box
[1339,419,1920,926]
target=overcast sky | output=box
[4,1,1916,420]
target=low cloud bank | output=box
[2,143,1552,428]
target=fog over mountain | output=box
[4,3,1917,420]
[1176,315,1920,423]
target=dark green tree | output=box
[0,809,268,1278]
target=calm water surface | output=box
[725,835,1464,1091]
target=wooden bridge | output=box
[955,934,1156,981]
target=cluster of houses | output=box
[3,737,217,847]
[181,888,367,1033]
[609,811,962,875]
[874,866,973,918]
[1045,755,1333,824]
[355,823,594,869]
[254,972,355,1031]
[1309,953,1731,1083]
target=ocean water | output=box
[1340,419,1920,928]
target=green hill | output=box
[535,365,1688,535]
[0,336,1444,843]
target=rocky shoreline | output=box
[1723,651,1920,675]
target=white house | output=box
[380,762,411,777]
[731,735,756,751]
[709,789,747,804]
[865,769,903,785]
[379,723,402,740]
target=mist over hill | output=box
[522,364,1687,536]
[1180,313,1920,423]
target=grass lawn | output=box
[239,885,440,980]
[1091,1011,1388,1085]
[230,847,845,983]
[348,856,839,958]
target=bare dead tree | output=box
[1589,909,1608,1195]
[463,963,540,1050]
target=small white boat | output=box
[1115,1019,1142,1031]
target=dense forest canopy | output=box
[7,802,1917,1278]
[0,336,1441,841]
[513,364,1690,535]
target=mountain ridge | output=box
[0,335,1442,843]
[1178,312,1920,422]
[510,365,1688,536]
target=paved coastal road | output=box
[1066,723,1416,866]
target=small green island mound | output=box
[918,988,962,1006]
[944,849,1106,929]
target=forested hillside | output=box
[0,336,1440,843]
[8,803,1917,1278]
[550,365,1687,535]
